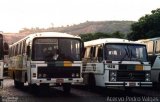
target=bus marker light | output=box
[135,65,143,71]
[72,73,75,77]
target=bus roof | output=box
[10,32,81,46]
[28,32,80,39]
[137,37,160,43]
[84,38,144,47]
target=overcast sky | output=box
[0,0,160,32]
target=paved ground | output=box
[0,78,160,102]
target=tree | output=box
[79,31,125,42]
[127,8,160,40]
[112,31,125,38]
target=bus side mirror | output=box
[81,42,85,58]
[27,46,30,56]
[97,47,103,62]
[3,42,9,55]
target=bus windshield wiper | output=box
[119,47,129,64]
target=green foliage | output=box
[79,32,125,42]
[128,8,160,40]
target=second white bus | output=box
[82,38,152,89]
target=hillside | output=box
[58,21,135,35]
[3,21,135,44]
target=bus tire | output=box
[63,83,71,94]
[29,84,38,93]
[157,73,160,90]
[14,80,19,88]
[25,73,27,82]
[14,80,24,88]
[87,74,96,90]
[13,73,19,88]
[13,72,15,80]
[125,87,132,93]
[40,83,50,90]
[158,73,160,82]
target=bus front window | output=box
[105,44,147,62]
[58,39,81,61]
[33,38,81,61]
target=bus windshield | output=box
[32,38,81,61]
[105,43,148,62]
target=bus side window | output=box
[84,47,90,58]
[92,46,96,58]
[15,44,18,56]
[22,40,26,54]
[146,41,154,55]
[90,46,96,59]
[90,47,93,58]
[97,46,103,62]
[82,48,86,58]
[87,46,96,62]
[3,42,9,55]
[27,45,30,56]
[156,40,160,54]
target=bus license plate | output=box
[56,79,64,83]
[129,82,136,86]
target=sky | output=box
[0,0,160,32]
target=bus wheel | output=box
[158,73,160,84]
[125,87,132,93]
[29,84,38,93]
[40,83,50,91]
[14,80,19,88]
[62,83,71,94]
[87,74,96,90]
[157,74,160,90]
[14,80,24,88]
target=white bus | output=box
[137,37,160,85]
[8,32,83,93]
[82,38,152,89]
[0,33,9,88]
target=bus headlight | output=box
[110,77,116,82]
[145,78,150,82]
[110,71,117,82]
[145,73,150,77]
[110,71,117,77]
[145,72,151,82]
[76,73,79,77]
[72,73,75,77]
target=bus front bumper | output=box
[105,82,152,87]
[30,78,83,85]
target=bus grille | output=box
[37,66,80,78]
[116,71,146,82]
